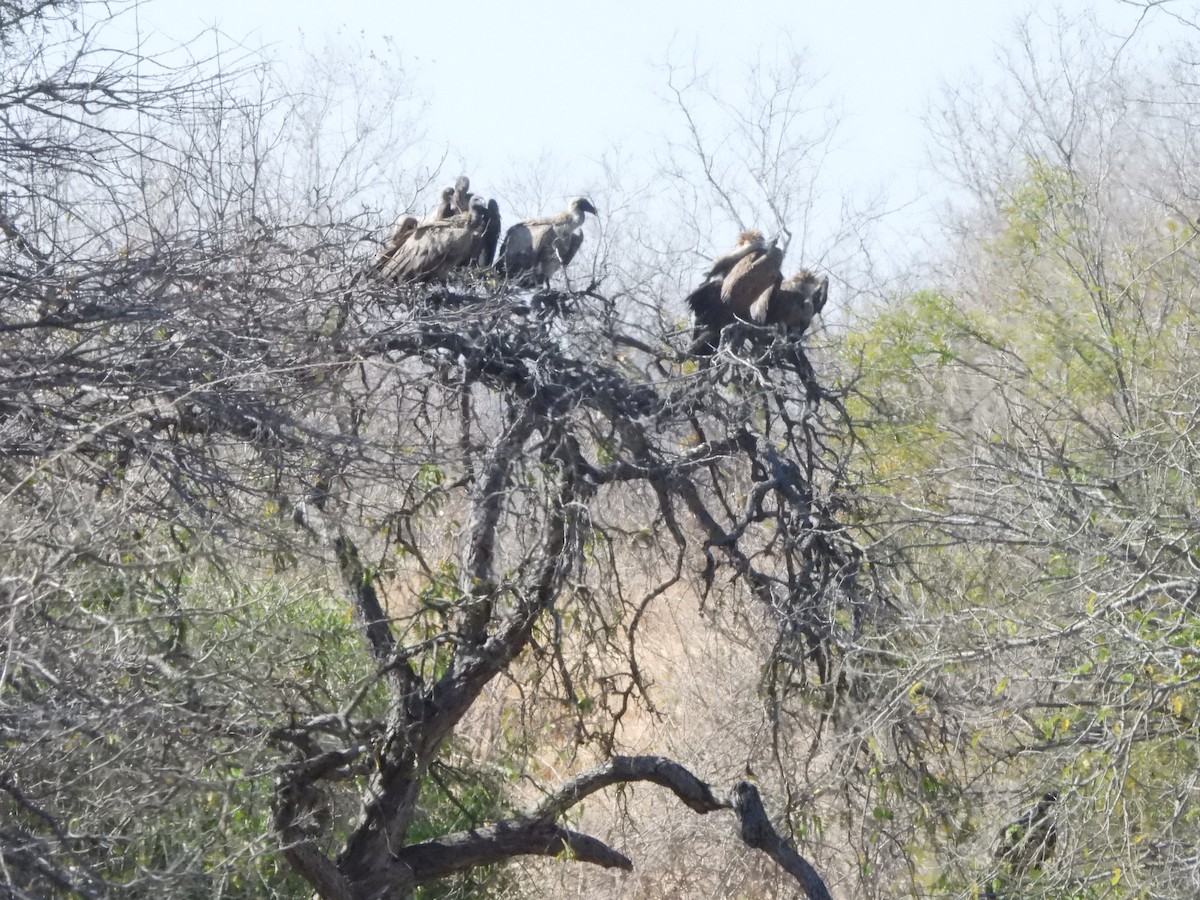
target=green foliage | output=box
[1,555,380,897]
[410,761,519,899]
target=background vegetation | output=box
[3,1,1200,897]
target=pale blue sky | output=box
[130,0,1168,272]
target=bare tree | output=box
[1,3,873,898]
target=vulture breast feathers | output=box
[376,198,487,284]
[497,197,598,285]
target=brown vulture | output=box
[453,175,473,213]
[433,186,456,221]
[369,214,419,276]
[754,268,829,334]
[375,197,488,283]
[686,231,781,355]
[496,196,598,286]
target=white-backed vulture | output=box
[496,197,598,286]
[453,175,473,213]
[376,197,487,283]
[686,232,782,355]
[720,236,784,321]
[750,268,829,334]
[369,214,420,276]
[475,199,502,267]
[433,186,456,221]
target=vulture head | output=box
[703,230,767,279]
[455,175,470,194]
[387,215,419,248]
[468,195,488,227]
[570,197,598,217]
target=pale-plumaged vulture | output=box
[453,175,473,213]
[496,197,598,286]
[369,214,420,276]
[376,197,488,283]
[434,186,456,221]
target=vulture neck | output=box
[562,206,587,230]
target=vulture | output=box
[753,268,830,334]
[375,197,488,283]
[433,186,456,221]
[369,214,419,276]
[453,175,473,213]
[704,229,768,279]
[686,231,782,355]
[496,196,598,286]
[995,792,1059,875]
[476,198,502,267]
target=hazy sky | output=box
[132,0,1170,268]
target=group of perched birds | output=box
[370,175,596,288]
[368,175,830,353]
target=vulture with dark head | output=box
[375,197,488,283]
[496,196,598,286]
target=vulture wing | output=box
[720,244,784,321]
[497,223,535,277]
[378,215,474,283]
[557,231,584,268]
[684,280,729,357]
[498,221,556,283]
[705,242,761,279]
[370,215,419,275]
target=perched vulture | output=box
[754,268,829,335]
[453,175,473,213]
[376,197,487,283]
[686,231,781,355]
[476,198,502,267]
[433,186,456,221]
[369,214,419,276]
[995,792,1059,874]
[720,236,784,321]
[496,197,598,286]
